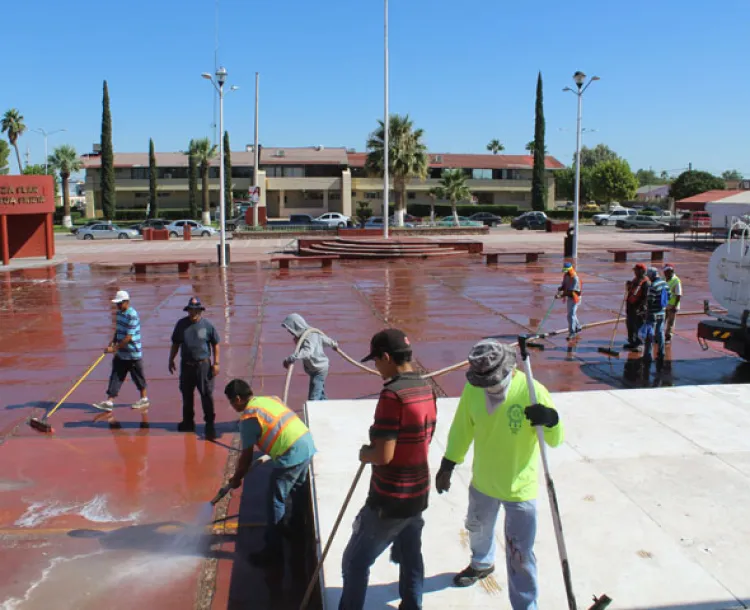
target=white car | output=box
[76,223,139,240]
[593,208,637,226]
[315,212,350,228]
[165,220,217,237]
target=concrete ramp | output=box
[307,384,750,609]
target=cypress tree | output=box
[148,138,158,218]
[100,80,116,220]
[188,139,198,219]
[531,72,547,211]
[223,130,232,216]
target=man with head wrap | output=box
[435,339,564,609]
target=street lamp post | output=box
[202,67,237,269]
[383,0,389,240]
[563,71,599,267]
[32,128,67,174]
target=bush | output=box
[407,203,519,217]
[53,209,83,223]
[113,209,193,222]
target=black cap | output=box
[184,297,206,312]
[361,328,412,362]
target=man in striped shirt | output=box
[339,329,437,610]
[93,290,150,411]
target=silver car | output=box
[76,223,139,240]
[165,220,217,237]
[315,212,350,228]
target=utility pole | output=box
[253,72,260,227]
[383,0,389,239]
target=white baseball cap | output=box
[111,290,131,304]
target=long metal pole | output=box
[44,135,48,175]
[383,0,389,240]
[253,72,260,227]
[572,90,583,266]
[218,82,226,268]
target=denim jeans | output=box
[466,485,538,610]
[626,306,643,345]
[339,505,425,610]
[642,314,666,360]
[265,458,311,552]
[308,369,328,401]
[566,299,582,335]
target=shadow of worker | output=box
[68,521,234,560]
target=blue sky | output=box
[2,0,749,177]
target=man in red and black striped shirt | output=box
[339,329,437,610]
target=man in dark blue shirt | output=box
[169,297,221,439]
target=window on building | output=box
[407,192,416,200]
[283,166,304,178]
[159,167,187,179]
[365,192,381,199]
[472,169,493,180]
[505,170,521,180]
[329,192,341,200]
[305,165,342,177]
[475,192,493,204]
[350,167,367,177]
[304,191,325,200]
[429,168,443,179]
[208,167,220,179]
[131,168,149,180]
[232,167,253,179]
[492,169,504,180]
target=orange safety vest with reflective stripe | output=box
[240,396,309,459]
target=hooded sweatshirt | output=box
[282,314,338,375]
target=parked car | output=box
[511,211,547,230]
[70,220,101,235]
[76,223,139,240]
[315,212,351,228]
[165,220,218,237]
[225,214,249,232]
[365,216,415,229]
[616,215,669,230]
[436,216,483,227]
[265,214,331,229]
[468,212,504,227]
[129,218,169,234]
[593,208,637,226]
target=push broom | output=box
[527,295,559,350]
[28,354,106,434]
[518,335,612,610]
[597,291,628,358]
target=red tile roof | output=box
[346,152,564,170]
[675,190,742,204]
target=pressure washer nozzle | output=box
[589,594,613,610]
[210,485,231,505]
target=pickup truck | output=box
[593,208,637,226]
[265,214,331,229]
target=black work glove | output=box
[524,404,559,428]
[435,457,456,494]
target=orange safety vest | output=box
[240,396,309,459]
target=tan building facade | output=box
[81,147,563,219]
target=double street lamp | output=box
[563,71,599,266]
[32,127,67,174]
[202,67,238,269]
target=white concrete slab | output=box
[307,385,750,610]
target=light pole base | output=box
[217,243,231,266]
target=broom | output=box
[527,295,559,350]
[28,354,106,434]
[597,291,627,358]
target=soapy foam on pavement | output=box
[14,494,141,528]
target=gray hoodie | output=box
[282,314,338,375]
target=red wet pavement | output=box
[1,245,749,609]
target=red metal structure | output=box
[0,175,56,266]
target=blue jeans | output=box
[566,299,582,335]
[466,485,538,610]
[265,458,311,551]
[308,369,328,401]
[339,505,425,610]
[642,314,666,360]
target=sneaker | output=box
[204,423,217,441]
[453,565,495,588]
[131,397,150,410]
[92,400,114,412]
[177,421,196,433]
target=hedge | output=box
[545,210,599,220]
[407,204,519,217]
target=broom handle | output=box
[607,292,628,349]
[299,462,366,610]
[45,354,107,420]
[520,350,578,610]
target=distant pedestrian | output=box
[641,268,669,365]
[663,264,682,343]
[556,262,583,340]
[624,263,649,351]
[170,297,221,440]
[93,290,150,412]
[282,314,338,401]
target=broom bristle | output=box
[29,418,53,433]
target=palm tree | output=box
[439,169,471,226]
[2,109,26,173]
[486,139,504,155]
[427,186,443,223]
[47,145,83,228]
[187,138,217,224]
[526,140,548,156]
[365,114,428,227]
